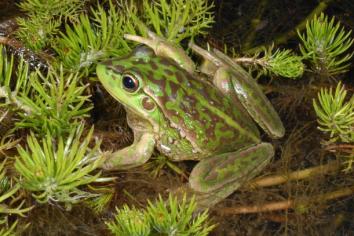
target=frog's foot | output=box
[187,142,274,209]
[124,31,195,73]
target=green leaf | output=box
[14,124,111,206]
[298,13,354,76]
[313,82,354,143]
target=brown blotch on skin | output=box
[142,97,156,111]
[102,60,113,67]
[108,65,125,74]
[164,69,174,76]
[150,60,159,70]
[159,57,178,67]
[174,70,186,84]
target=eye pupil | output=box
[122,75,138,91]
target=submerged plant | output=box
[15,66,92,138]
[234,47,304,79]
[14,124,106,206]
[298,13,354,76]
[53,1,130,75]
[106,205,151,236]
[0,221,17,236]
[0,159,33,234]
[15,0,88,51]
[16,16,61,52]
[1,43,92,138]
[313,82,354,143]
[0,45,32,125]
[137,0,214,43]
[106,194,215,236]
[18,0,88,20]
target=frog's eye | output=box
[122,74,139,92]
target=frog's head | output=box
[96,46,166,127]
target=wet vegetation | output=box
[0,0,354,235]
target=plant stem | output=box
[325,144,354,155]
[0,87,33,114]
[233,57,267,67]
[0,36,23,49]
[217,185,354,215]
[242,0,269,50]
[244,160,340,188]
[245,0,332,54]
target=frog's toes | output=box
[100,151,115,170]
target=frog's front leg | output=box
[102,132,155,170]
[188,143,273,208]
[124,31,195,74]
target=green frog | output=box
[96,31,285,207]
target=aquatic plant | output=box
[53,1,130,75]
[15,0,88,51]
[0,48,92,137]
[0,159,33,235]
[234,47,304,79]
[313,82,354,143]
[53,0,214,75]
[14,124,106,207]
[0,221,17,236]
[18,0,88,20]
[106,194,215,236]
[106,205,151,236]
[131,0,214,43]
[298,13,354,76]
[14,66,92,138]
[313,82,354,171]
[0,45,34,132]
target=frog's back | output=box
[134,55,260,158]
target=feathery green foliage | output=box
[15,17,61,52]
[0,221,17,236]
[14,124,105,206]
[0,46,31,116]
[0,159,33,234]
[298,13,354,76]
[106,194,215,236]
[1,46,90,138]
[263,48,304,78]
[15,0,88,51]
[106,205,151,236]
[14,66,92,137]
[137,0,215,43]
[313,82,354,143]
[18,0,88,21]
[85,186,114,214]
[53,2,130,75]
[238,47,304,79]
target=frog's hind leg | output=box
[189,43,285,139]
[188,142,273,208]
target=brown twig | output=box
[217,186,354,215]
[325,144,354,155]
[0,36,23,49]
[244,160,340,188]
[245,0,332,54]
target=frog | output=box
[96,31,285,208]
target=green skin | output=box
[96,32,285,207]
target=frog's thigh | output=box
[102,132,155,170]
[214,67,285,139]
[189,142,273,194]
